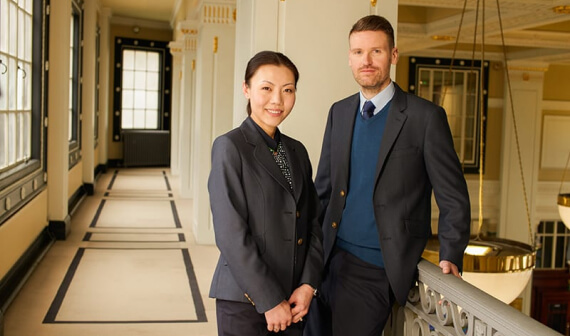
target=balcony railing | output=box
[385,259,562,336]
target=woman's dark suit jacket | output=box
[315,83,471,306]
[208,117,324,314]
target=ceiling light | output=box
[423,236,535,304]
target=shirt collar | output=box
[249,116,281,151]
[359,81,395,116]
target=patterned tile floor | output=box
[4,168,219,336]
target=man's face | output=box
[348,30,398,98]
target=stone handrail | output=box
[386,259,562,336]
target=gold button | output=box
[332,222,338,229]
[297,238,303,245]
[340,190,345,197]
[296,211,300,218]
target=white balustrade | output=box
[386,260,562,336]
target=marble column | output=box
[47,0,72,239]
[192,2,236,244]
[177,20,199,198]
[168,41,183,176]
[98,8,112,171]
[81,0,97,194]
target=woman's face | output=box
[243,64,296,138]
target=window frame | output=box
[68,0,83,169]
[408,57,489,174]
[0,0,48,225]
[94,24,100,146]
[112,37,172,142]
[535,220,570,269]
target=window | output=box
[94,25,100,144]
[121,49,160,129]
[536,220,570,269]
[112,37,172,141]
[0,0,33,172]
[68,0,82,168]
[408,57,489,174]
[0,0,47,224]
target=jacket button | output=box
[340,190,345,197]
[297,238,303,245]
[332,222,338,229]
[296,211,300,218]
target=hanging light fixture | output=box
[422,0,536,304]
[423,237,534,304]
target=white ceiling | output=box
[398,0,570,65]
[100,0,570,65]
[100,0,176,23]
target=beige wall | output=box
[68,163,84,197]
[543,64,570,101]
[106,24,173,160]
[0,192,48,279]
[539,64,570,181]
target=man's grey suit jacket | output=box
[208,117,323,313]
[315,83,471,305]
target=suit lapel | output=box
[374,84,408,184]
[241,118,293,194]
[336,94,360,180]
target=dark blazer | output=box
[315,83,471,305]
[208,117,324,314]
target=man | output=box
[304,15,471,336]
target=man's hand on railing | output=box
[439,260,462,279]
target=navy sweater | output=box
[336,102,391,268]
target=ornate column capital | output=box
[178,20,200,36]
[199,0,236,25]
[168,41,184,56]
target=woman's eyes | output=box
[260,86,294,93]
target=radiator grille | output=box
[122,130,171,167]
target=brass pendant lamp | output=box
[422,0,535,304]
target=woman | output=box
[207,51,323,336]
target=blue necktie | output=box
[362,100,375,120]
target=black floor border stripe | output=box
[89,200,106,228]
[182,248,207,322]
[107,170,119,190]
[171,201,182,228]
[163,170,172,191]
[43,247,206,324]
[43,248,85,323]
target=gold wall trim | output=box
[507,65,549,72]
